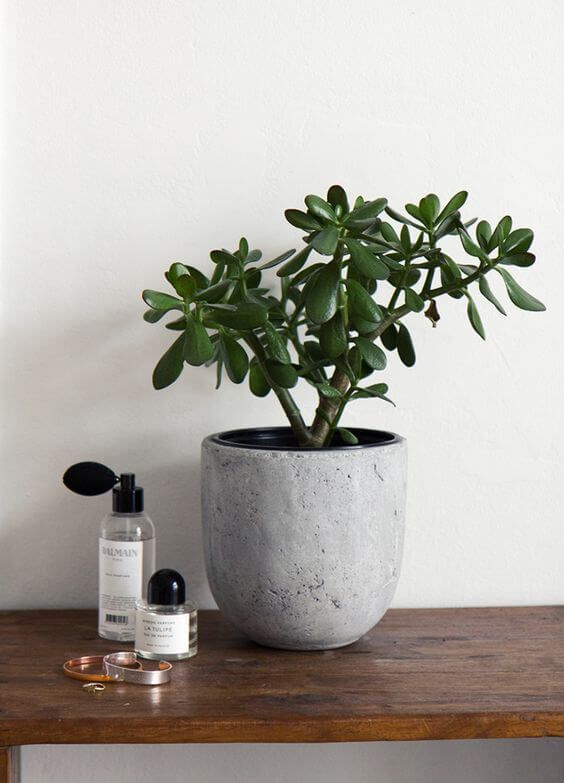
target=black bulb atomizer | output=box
[63,462,156,642]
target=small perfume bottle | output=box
[135,569,198,660]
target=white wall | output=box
[2,0,563,781]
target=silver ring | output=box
[103,652,172,685]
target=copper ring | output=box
[63,654,141,682]
[103,652,172,685]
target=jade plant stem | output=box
[243,332,311,446]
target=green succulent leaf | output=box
[238,237,249,260]
[284,209,322,231]
[397,323,416,367]
[305,261,340,324]
[276,245,312,277]
[502,228,534,255]
[184,318,214,366]
[495,268,546,311]
[142,290,184,313]
[247,249,262,264]
[479,276,507,316]
[379,222,400,244]
[380,324,398,351]
[405,288,425,312]
[310,225,339,256]
[384,206,424,229]
[290,261,325,287]
[399,225,411,254]
[210,249,239,266]
[249,359,270,397]
[165,316,187,330]
[498,252,536,268]
[345,238,389,280]
[436,191,468,224]
[353,336,387,370]
[152,334,185,389]
[344,198,388,228]
[327,185,349,214]
[304,195,337,224]
[211,262,225,285]
[336,427,359,445]
[265,359,298,388]
[143,308,166,323]
[319,312,348,359]
[440,253,462,281]
[184,265,210,290]
[476,221,492,251]
[263,321,291,364]
[166,262,190,285]
[418,194,440,228]
[350,383,394,404]
[219,334,248,383]
[345,279,383,323]
[258,249,296,271]
[193,280,232,303]
[215,356,223,389]
[435,214,461,240]
[208,302,268,330]
[465,293,486,339]
[489,215,513,251]
[316,383,343,399]
[389,268,421,288]
[405,203,422,222]
[173,274,197,300]
[458,229,488,260]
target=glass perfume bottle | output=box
[135,569,198,660]
[98,474,156,642]
[63,463,157,644]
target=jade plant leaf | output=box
[305,261,340,324]
[152,334,185,389]
[310,225,339,256]
[396,323,415,367]
[184,318,214,366]
[220,334,249,383]
[495,268,546,311]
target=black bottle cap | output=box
[147,569,186,606]
[112,473,144,513]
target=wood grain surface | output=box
[1,607,563,745]
[0,748,18,783]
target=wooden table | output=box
[1,607,563,782]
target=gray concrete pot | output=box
[201,427,407,650]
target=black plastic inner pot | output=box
[209,427,400,451]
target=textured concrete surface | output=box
[202,433,407,649]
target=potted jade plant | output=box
[142,186,544,650]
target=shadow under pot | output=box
[201,426,407,651]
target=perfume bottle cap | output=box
[112,473,144,513]
[147,569,186,606]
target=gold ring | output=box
[63,654,141,682]
[83,682,105,693]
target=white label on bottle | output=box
[136,612,190,656]
[98,539,143,634]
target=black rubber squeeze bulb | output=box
[62,461,156,642]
